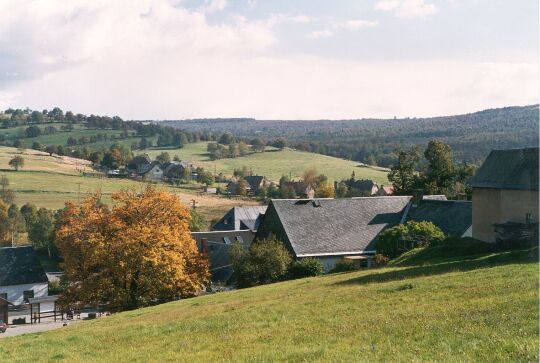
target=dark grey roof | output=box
[128,154,151,169]
[0,246,48,286]
[245,176,264,193]
[470,147,539,190]
[405,200,472,237]
[192,230,254,284]
[162,161,186,178]
[266,197,411,257]
[213,206,268,231]
[347,179,377,191]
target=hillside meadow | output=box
[142,142,389,184]
[0,147,259,221]
[1,246,537,362]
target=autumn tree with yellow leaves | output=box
[55,186,209,310]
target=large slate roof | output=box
[268,197,411,257]
[192,230,254,284]
[470,147,539,190]
[405,200,472,237]
[213,206,268,231]
[0,246,48,286]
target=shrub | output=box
[376,221,445,258]
[230,237,292,288]
[288,258,324,279]
[330,260,356,273]
[373,253,390,267]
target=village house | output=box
[127,154,152,172]
[162,161,189,182]
[138,161,163,181]
[0,246,49,319]
[469,147,539,243]
[191,230,254,284]
[281,181,315,198]
[255,195,472,271]
[377,185,395,196]
[227,176,267,196]
[212,206,268,232]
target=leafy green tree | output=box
[29,208,55,257]
[25,125,42,138]
[189,209,207,232]
[30,110,44,123]
[197,170,215,186]
[272,138,287,149]
[219,132,235,145]
[388,147,420,195]
[9,156,25,171]
[424,140,456,196]
[376,221,445,258]
[156,151,171,164]
[230,237,292,288]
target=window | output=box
[235,236,244,244]
[526,213,533,224]
[223,237,232,245]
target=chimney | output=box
[201,238,207,254]
[412,189,423,205]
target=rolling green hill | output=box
[142,142,389,184]
[0,147,259,220]
[2,246,537,362]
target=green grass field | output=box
[142,142,390,184]
[0,147,259,221]
[1,246,537,362]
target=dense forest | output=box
[158,105,539,167]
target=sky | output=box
[0,0,537,120]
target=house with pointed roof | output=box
[255,195,472,271]
[469,147,539,243]
[212,206,267,232]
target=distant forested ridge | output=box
[157,105,539,167]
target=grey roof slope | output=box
[245,176,264,193]
[213,206,268,231]
[269,197,411,256]
[470,147,539,190]
[406,200,472,237]
[192,230,254,284]
[0,246,48,286]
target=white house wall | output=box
[0,282,48,306]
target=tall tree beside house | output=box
[28,208,55,258]
[9,155,25,171]
[423,140,457,196]
[156,151,171,164]
[0,200,12,246]
[55,187,210,310]
[388,147,420,195]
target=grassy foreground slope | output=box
[2,247,537,362]
[143,142,389,183]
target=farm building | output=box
[255,196,472,271]
[0,246,49,307]
[192,230,254,284]
[469,147,539,243]
[138,161,163,181]
[212,206,267,232]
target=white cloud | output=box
[310,19,378,39]
[309,30,334,39]
[199,0,227,14]
[0,1,536,120]
[338,20,378,30]
[375,0,438,18]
